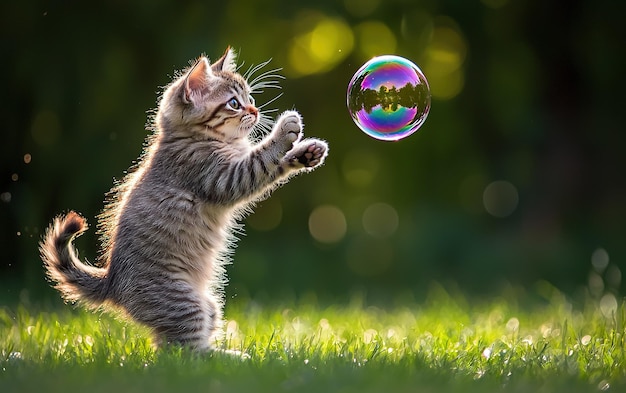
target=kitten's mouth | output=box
[240,113,259,133]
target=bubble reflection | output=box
[347,55,431,141]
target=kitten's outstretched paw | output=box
[274,111,303,150]
[285,138,328,169]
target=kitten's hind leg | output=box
[133,281,219,352]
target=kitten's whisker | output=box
[260,107,279,114]
[252,79,283,88]
[255,114,274,132]
[243,60,266,79]
[251,81,283,94]
[243,58,273,81]
[236,60,246,73]
[250,78,284,93]
[249,68,284,86]
[258,93,283,110]
[250,118,272,142]
[244,60,285,110]
[258,114,274,127]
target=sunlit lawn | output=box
[1,283,625,393]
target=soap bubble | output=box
[347,55,431,141]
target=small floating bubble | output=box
[347,55,431,141]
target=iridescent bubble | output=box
[347,55,431,141]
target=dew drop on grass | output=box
[8,351,22,361]
[580,335,591,345]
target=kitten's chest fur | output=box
[107,141,244,290]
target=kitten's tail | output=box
[40,211,108,307]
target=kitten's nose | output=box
[247,106,259,119]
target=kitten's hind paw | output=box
[285,138,328,169]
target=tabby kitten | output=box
[40,48,328,351]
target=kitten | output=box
[40,48,328,351]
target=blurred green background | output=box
[1,0,624,304]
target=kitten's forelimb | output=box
[257,110,327,175]
[264,110,327,167]
[207,111,327,204]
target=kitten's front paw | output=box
[274,111,303,150]
[285,138,328,169]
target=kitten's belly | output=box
[177,204,234,285]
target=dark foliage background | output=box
[1,0,624,304]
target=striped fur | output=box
[40,48,328,351]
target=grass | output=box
[1,283,625,393]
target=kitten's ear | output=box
[184,57,212,104]
[211,47,237,73]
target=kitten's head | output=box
[157,48,259,141]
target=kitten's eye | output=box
[226,98,241,110]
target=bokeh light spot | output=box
[288,16,353,77]
[422,20,467,100]
[605,265,622,290]
[591,248,609,273]
[363,328,378,344]
[308,205,347,244]
[1,192,11,203]
[588,271,604,298]
[432,68,464,100]
[483,180,519,218]
[599,293,618,319]
[506,317,520,333]
[354,21,397,59]
[581,335,592,346]
[362,202,399,238]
